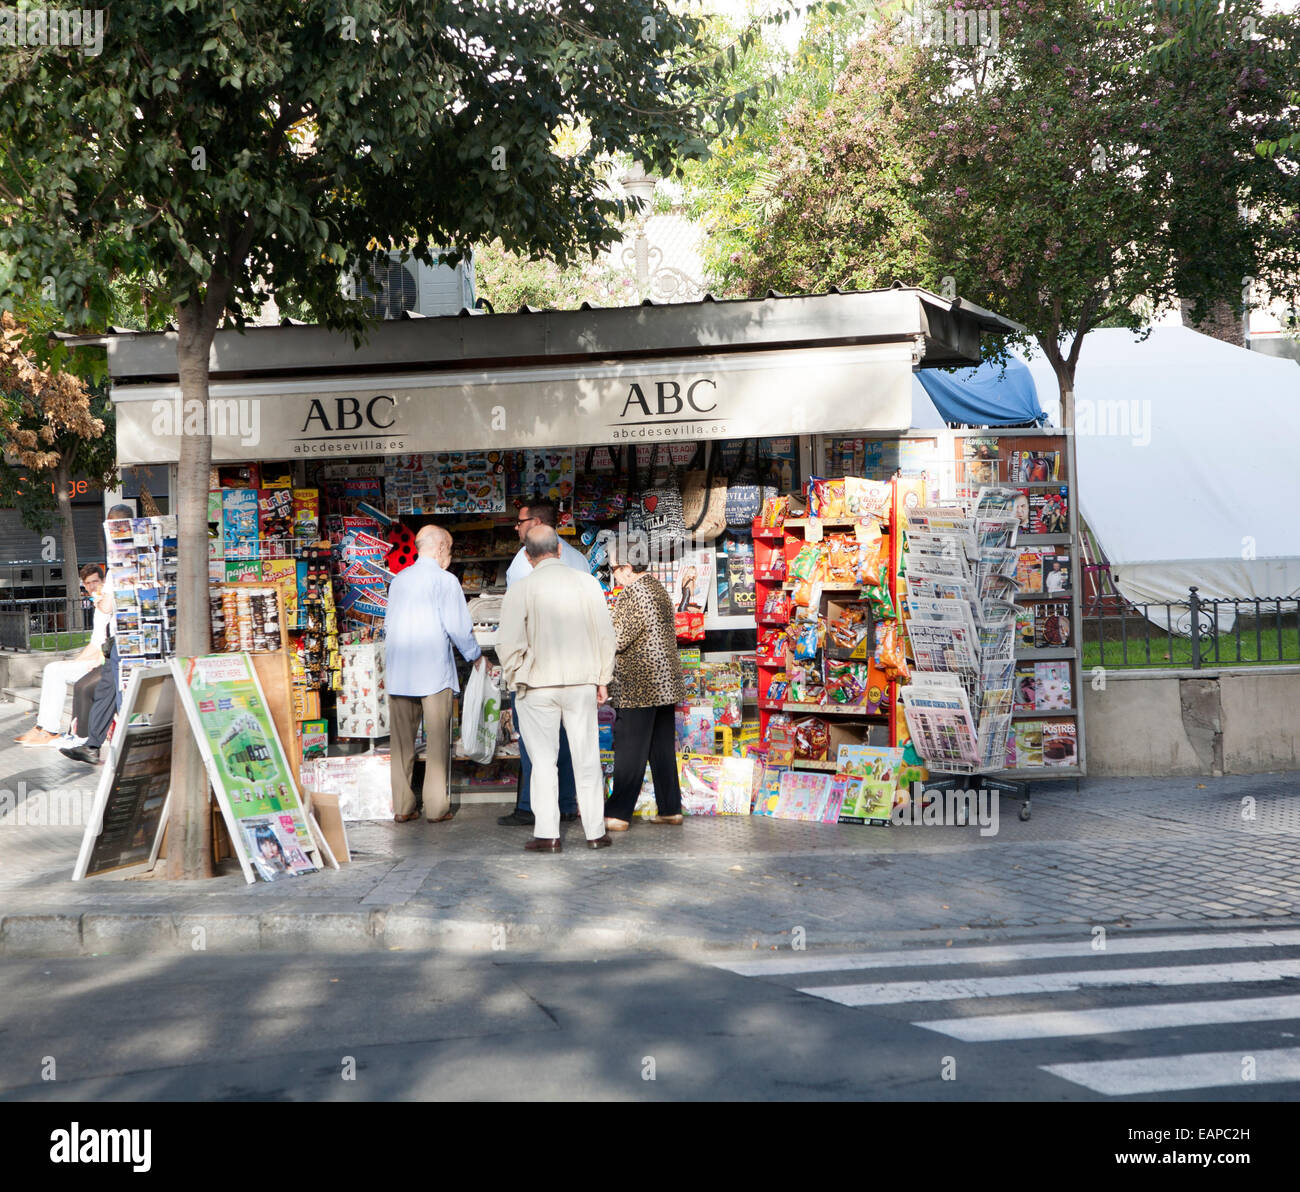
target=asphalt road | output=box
[2,926,1299,1106]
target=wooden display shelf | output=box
[782,702,885,716]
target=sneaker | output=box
[497,809,535,827]
[52,734,87,749]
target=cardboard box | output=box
[306,791,350,864]
[825,598,874,661]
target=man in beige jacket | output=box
[496,525,616,853]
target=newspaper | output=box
[901,678,980,768]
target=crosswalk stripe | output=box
[797,959,1300,1007]
[1041,1046,1300,1095]
[917,994,1300,1042]
[712,930,1300,977]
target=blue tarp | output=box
[916,355,1045,426]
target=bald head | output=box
[416,524,452,567]
[524,524,561,563]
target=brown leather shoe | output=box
[524,837,562,853]
[427,811,454,823]
[587,834,612,849]
[394,811,420,823]
[604,817,630,832]
[650,814,684,825]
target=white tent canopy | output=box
[912,325,1300,610]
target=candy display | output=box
[791,716,830,761]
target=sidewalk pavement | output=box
[1,703,1298,956]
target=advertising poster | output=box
[173,653,319,882]
[337,641,389,738]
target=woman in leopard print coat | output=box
[604,559,686,830]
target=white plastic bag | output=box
[459,662,501,765]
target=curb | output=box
[4,910,1300,959]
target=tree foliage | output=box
[720,0,1300,413]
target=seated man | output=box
[15,564,113,747]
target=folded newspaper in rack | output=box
[901,676,980,768]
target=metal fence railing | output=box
[1083,586,1300,670]
[0,597,94,652]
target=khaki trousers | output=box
[389,689,453,820]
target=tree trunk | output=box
[1181,296,1245,347]
[166,302,215,879]
[54,457,80,606]
[1057,374,1075,434]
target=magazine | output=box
[1031,488,1070,535]
[1034,662,1072,711]
[1016,605,1036,649]
[1042,551,1071,594]
[1014,720,1044,767]
[1009,450,1060,483]
[1014,665,1038,712]
[963,437,1000,485]
[1033,603,1072,648]
[1016,550,1044,593]
[1042,720,1078,767]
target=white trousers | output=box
[38,658,94,733]
[514,684,605,841]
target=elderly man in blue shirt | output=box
[385,524,483,823]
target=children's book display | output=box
[106,515,178,693]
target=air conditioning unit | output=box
[355,250,477,319]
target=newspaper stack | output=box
[900,492,1021,773]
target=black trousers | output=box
[71,665,103,737]
[606,703,681,821]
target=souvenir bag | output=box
[573,446,626,523]
[725,440,772,529]
[681,442,728,540]
[635,444,687,558]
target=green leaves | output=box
[0,0,722,337]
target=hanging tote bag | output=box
[681,443,728,541]
[573,447,626,523]
[725,440,764,529]
[635,443,687,559]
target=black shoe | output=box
[586,834,612,850]
[498,809,535,827]
[560,811,580,822]
[60,744,100,766]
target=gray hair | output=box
[107,503,133,520]
[524,525,561,561]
